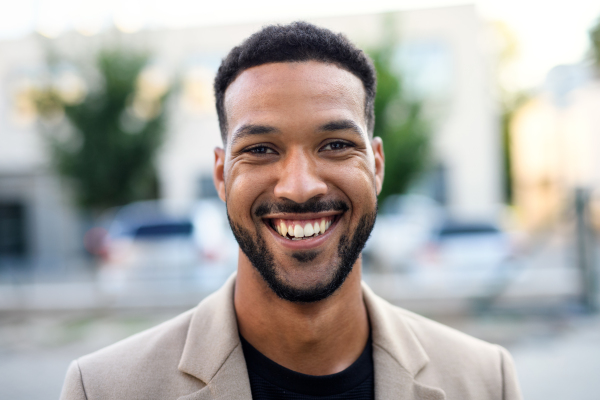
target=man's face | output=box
[214,61,384,302]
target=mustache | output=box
[254,198,349,218]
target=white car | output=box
[421,221,514,271]
[93,199,238,286]
[364,194,442,272]
[412,221,517,297]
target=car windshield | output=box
[134,222,193,238]
[438,224,499,237]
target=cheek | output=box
[226,165,275,221]
[320,160,377,207]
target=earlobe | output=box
[213,147,227,202]
[371,137,385,195]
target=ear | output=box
[371,137,385,195]
[213,147,227,202]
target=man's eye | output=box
[245,145,275,154]
[321,141,353,151]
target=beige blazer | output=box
[60,275,522,399]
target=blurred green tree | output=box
[492,21,530,204]
[590,17,600,70]
[368,34,430,204]
[35,48,169,211]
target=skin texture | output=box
[213,61,385,375]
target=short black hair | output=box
[213,21,377,143]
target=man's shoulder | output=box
[393,304,499,355]
[365,287,509,377]
[371,298,521,399]
[380,298,516,391]
[62,277,240,400]
[77,274,237,371]
[71,308,204,399]
[366,285,500,355]
[78,308,194,369]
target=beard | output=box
[228,198,377,303]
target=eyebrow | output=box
[230,119,365,146]
[317,119,364,137]
[231,124,280,146]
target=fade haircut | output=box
[213,21,377,144]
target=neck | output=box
[234,252,369,376]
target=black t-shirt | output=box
[240,334,375,400]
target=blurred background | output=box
[1,0,600,398]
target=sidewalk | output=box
[509,314,600,400]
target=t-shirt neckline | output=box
[239,333,373,396]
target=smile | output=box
[265,215,340,240]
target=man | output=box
[60,22,522,400]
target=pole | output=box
[575,188,597,312]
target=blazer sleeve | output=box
[497,346,523,400]
[60,360,88,400]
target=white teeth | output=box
[304,223,314,236]
[274,218,334,239]
[294,224,304,238]
[280,221,287,236]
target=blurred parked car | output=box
[89,199,238,286]
[419,221,514,271]
[412,220,518,297]
[364,194,443,271]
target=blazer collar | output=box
[363,282,446,399]
[178,274,252,399]
[178,274,444,400]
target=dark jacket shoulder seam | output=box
[75,359,90,400]
[496,345,506,400]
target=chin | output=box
[229,209,377,303]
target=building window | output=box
[0,202,27,258]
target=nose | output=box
[273,149,327,203]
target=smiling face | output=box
[214,61,384,302]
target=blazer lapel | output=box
[178,344,252,400]
[176,275,445,400]
[177,274,253,400]
[373,345,445,400]
[364,283,446,400]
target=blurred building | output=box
[0,4,502,274]
[0,39,82,277]
[511,64,600,230]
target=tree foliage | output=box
[36,48,168,211]
[590,17,600,71]
[368,36,430,204]
[492,21,530,204]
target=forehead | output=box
[223,61,366,140]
